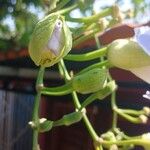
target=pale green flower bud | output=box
[28,118,53,133]
[29,13,72,67]
[101,132,117,150]
[107,26,150,83]
[141,133,150,150]
[38,118,53,133]
[61,110,84,126]
[72,68,107,94]
[107,39,150,70]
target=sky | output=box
[2,0,150,31]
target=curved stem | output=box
[59,59,99,142]
[73,28,100,47]
[41,82,73,96]
[77,60,110,75]
[80,94,98,110]
[121,109,144,116]
[56,3,78,15]
[114,108,142,124]
[80,81,117,109]
[111,92,118,130]
[67,7,112,24]
[65,47,107,61]
[101,139,149,147]
[50,0,70,13]
[59,59,71,80]
[32,67,45,150]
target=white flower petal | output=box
[134,26,150,56]
[47,19,63,56]
[130,66,150,84]
[143,91,150,100]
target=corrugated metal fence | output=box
[0,90,34,150]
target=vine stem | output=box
[67,7,112,24]
[94,32,119,131]
[101,139,149,147]
[73,28,100,47]
[111,92,118,130]
[50,0,70,13]
[114,108,143,124]
[32,67,45,150]
[64,47,107,61]
[120,109,144,116]
[56,3,78,15]
[59,59,99,142]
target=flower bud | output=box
[62,111,84,126]
[101,132,117,150]
[109,145,118,150]
[38,118,53,133]
[141,133,150,150]
[28,118,53,133]
[107,39,150,70]
[112,4,120,19]
[139,115,148,124]
[29,13,72,67]
[72,68,107,94]
[143,107,150,116]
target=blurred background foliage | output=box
[0,0,149,51]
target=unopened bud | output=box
[141,133,150,150]
[139,115,148,124]
[112,4,120,19]
[29,13,72,67]
[143,107,150,116]
[39,118,53,133]
[72,68,107,94]
[107,39,150,70]
[98,18,109,31]
[109,144,118,150]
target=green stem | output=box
[101,139,149,147]
[71,91,81,108]
[80,81,117,110]
[32,67,45,150]
[67,7,112,23]
[111,92,118,130]
[53,118,65,127]
[94,35,105,62]
[83,113,99,141]
[73,28,100,47]
[80,94,98,110]
[64,47,107,61]
[50,0,70,13]
[121,109,144,116]
[60,59,99,142]
[114,108,142,124]
[60,59,71,80]
[77,60,110,75]
[95,35,101,49]
[41,82,73,96]
[56,3,78,15]
[72,23,99,40]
